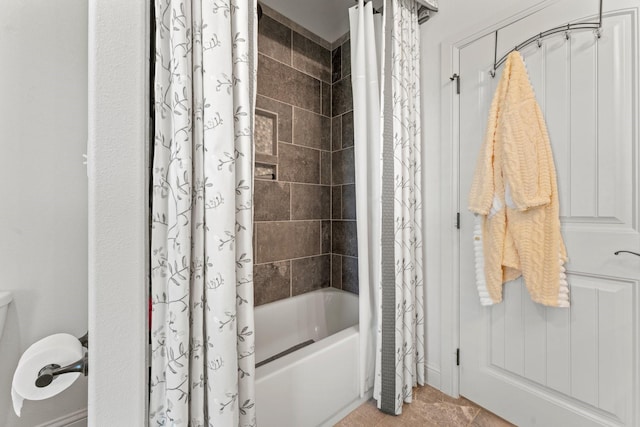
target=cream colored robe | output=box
[468,51,569,307]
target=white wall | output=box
[88,0,148,424]
[420,0,544,394]
[0,0,88,425]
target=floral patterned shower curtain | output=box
[383,0,425,413]
[149,1,257,426]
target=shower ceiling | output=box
[259,0,370,43]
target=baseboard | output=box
[36,408,87,427]
[426,364,441,390]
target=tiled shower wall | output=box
[330,39,359,295]
[253,8,358,306]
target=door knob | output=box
[614,250,640,257]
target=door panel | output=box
[458,2,639,426]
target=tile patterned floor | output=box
[335,385,515,427]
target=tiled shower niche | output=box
[253,6,358,306]
[255,108,278,180]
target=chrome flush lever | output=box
[614,250,640,257]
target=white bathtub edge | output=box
[256,325,359,383]
[320,388,374,427]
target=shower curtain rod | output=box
[489,0,603,77]
[353,0,437,23]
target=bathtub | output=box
[255,288,361,427]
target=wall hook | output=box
[537,33,543,48]
[594,28,602,39]
[614,250,640,257]
[565,24,571,40]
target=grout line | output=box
[338,185,342,220]
[261,7,332,50]
[291,107,295,146]
[255,218,343,224]
[319,149,323,184]
[339,38,343,82]
[258,52,332,87]
[334,144,354,154]
[288,162,293,221]
[331,32,350,51]
[278,140,331,155]
[257,93,332,123]
[466,408,483,427]
[255,252,331,266]
[319,221,322,254]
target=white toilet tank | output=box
[0,291,12,340]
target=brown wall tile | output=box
[291,184,330,220]
[254,181,290,221]
[332,185,341,219]
[255,20,359,300]
[322,220,331,253]
[332,220,358,257]
[332,147,355,185]
[332,116,342,151]
[341,39,351,79]
[342,184,356,220]
[258,54,321,113]
[332,46,341,83]
[342,255,359,294]
[321,151,331,185]
[292,255,331,295]
[256,221,321,263]
[322,82,332,117]
[254,260,291,306]
[256,95,293,143]
[332,77,353,117]
[258,15,292,65]
[293,108,330,151]
[331,254,342,289]
[279,142,320,184]
[341,110,354,148]
[292,32,331,83]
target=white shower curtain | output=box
[149,1,257,426]
[349,0,382,400]
[350,0,424,415]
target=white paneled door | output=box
[458,1,640,426]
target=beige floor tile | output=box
[414,385,481,410]
[372,400,479,427]
[469,409,515,427]
[335,386,508,427]
[413,385,444,403]
[374,400,440,427]
[334,400,385,427]
[421,402,480,427]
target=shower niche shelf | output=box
[254,108,278,181]
[255,163,277,181]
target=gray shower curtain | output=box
[351,0,425,416]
